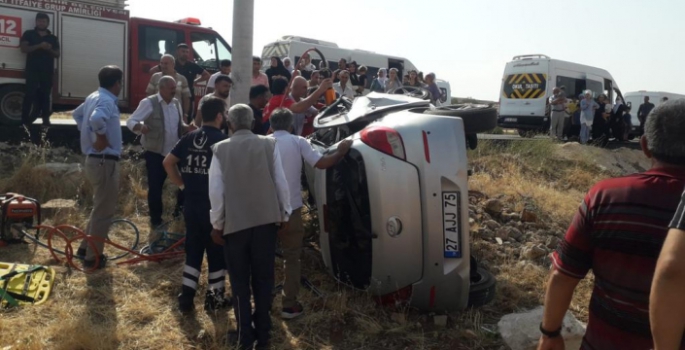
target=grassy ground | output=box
[0,139,629,349]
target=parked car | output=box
[304,92,497,311]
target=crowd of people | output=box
[22,8,684,347]
[548,86,669,146]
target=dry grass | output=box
[0,139,625,349]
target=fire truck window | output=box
[217,38,232,63]
[140,26,184,61]
[191,32,218,70]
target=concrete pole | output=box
[230,0,254,106]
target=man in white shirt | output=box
[268,108,351,320]
[127,76,195,234]
[145,54,191,121]
[333,70,355,99]
[208,104,291,350]
[206,59,232,94]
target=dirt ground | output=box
[0,140,647,349]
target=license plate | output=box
[504,118,517,123]
[442,192,462,258]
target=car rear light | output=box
[360,126,406,160]
[374,285,413,307]
[422,131,431,163]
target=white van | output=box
[497,54,625,136]
[624,91,685,137]
[260,36,451,105]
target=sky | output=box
[129,0,685,101]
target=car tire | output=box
[468,267,496,307]
[0,85,28,126]
[423,105,498,134]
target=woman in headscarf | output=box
[266,56,291,94]
[283,57,294,73]
[385,68,403,92]
[370,68,387,93]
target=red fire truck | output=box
[0,0,232,125]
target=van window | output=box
[556,76,586,99]
[502,73,547,99]
[586,80,603,98]
[139,26,184,61]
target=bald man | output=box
[262,75,332,135]
[128,76,196,234]
[146,54,191,119]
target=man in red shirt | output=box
[538,100,685,350]
[262,76,331,134]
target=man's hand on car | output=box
[337,139,353,154]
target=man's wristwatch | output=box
[539,323,562,338]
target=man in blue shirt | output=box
[163,97,229,313]
[71,65,124,269]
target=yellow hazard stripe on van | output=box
[503,74,547,99]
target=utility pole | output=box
[230,0,254,106]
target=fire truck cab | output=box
[0,0,232,125]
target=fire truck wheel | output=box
[0,85,28,126]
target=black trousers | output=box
[223,224,277,348]
[144,151,183,226]
[181,201,226,297]
[22,70,53,126]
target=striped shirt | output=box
[670,190,685,229]
[552,167,685,350]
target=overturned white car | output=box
[304,92,498,311]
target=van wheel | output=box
[468,267,496,307]
[423,104,498,134]
[517,129,536,138]
[0,85,27,126]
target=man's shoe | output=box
[226,330,255,350]
[204,290,231,311]
[281,302,304,320]
[178,293,195,313]
[82,255,108,270]
[76,248,87,260]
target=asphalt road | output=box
[0,119,640,151]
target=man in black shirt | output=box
[151,43,210,123]
[249,84,270,135]
[638,96,655,136]
[163,97,229,313]
[20,12,60,127]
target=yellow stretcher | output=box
[0,262,55,307]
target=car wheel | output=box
[468,267,496,307]
[0,85,28,126]
[423,105,498,134]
